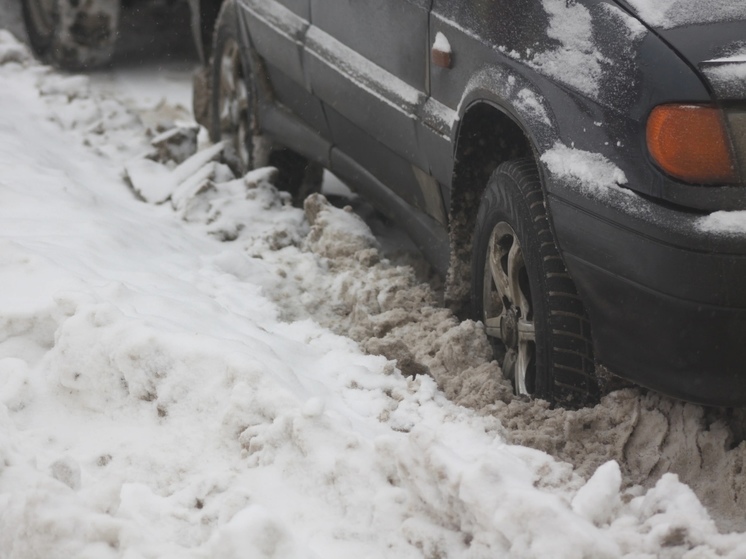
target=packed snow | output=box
[3,4,746,557]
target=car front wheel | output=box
[471,159,598,408]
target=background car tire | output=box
[471,159,598,408]
[209,0,321,204]
[22,0,119,70]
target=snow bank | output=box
[2,29,746,559]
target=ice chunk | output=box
[571,461,622,526]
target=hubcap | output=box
[218,38,251,175]
[482,222,536,395]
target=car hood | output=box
[613,0,746,100]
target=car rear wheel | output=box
[209,0,322,204]
[22,0,119,70]
[472,159,598,408]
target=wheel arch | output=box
[445,93,541,316]
[445,80,601,404]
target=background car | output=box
[21,0,220,70]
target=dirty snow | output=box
[2,9,746,558]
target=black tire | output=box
[22,0,119,70]
[471,159,598,408]
[209,0,321,204]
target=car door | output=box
[305,0,441,217]
[236,0,331,144]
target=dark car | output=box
[200,0,746,408]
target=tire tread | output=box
[472,158,598,408]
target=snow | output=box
[433,31,451,54]
[707,53,746,64]
[532,0,607,97]
[696,210,746,236]
[3,17,746,558]
[457,71,554,135]
[700,54,746,99]
[515,89,551,127]
[495,0,608,99]
[600,4,648,41]
[541,142,630,195]
[625,0,746,29]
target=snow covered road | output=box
[1,6,746,557]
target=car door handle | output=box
[432,32,452,69]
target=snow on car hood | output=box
[621,0,746,29]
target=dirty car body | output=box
[208,0,746,406]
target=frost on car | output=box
[200,0,746,408]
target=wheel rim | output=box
[482,222,536,395]
[26,0,58,39]
[217,38,251,174]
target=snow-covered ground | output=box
[3,4,746,558]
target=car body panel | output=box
[237,0,331,142]
[430,1,727,207]
[304,0,438,215]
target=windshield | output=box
[623,0,746,29]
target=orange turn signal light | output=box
[646,104,738,184]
